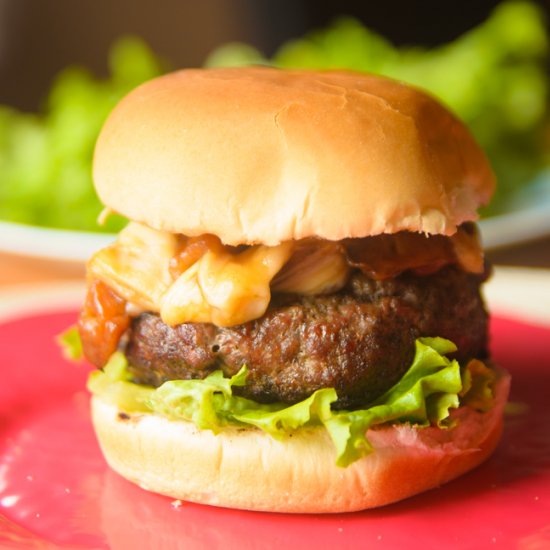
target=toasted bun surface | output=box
[90,368,509,513]
[93,67,495,245]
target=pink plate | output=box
[1,307,550,549]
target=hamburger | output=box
[77,67,510,513]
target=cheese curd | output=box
[86,222,484,327]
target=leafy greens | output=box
[87,337,496,467]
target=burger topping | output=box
[86,221,483,329]
[87,222,180,312]
[78,279,130,367]
[450,223,486,274]
[168,234,222,279]
[271,239,350,295]
[87,223,347,327]
[160,240,293,327]
[344,223,483,280]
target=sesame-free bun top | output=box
[93,67,495,245]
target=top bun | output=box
[93,67,495,245]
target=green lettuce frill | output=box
[82,335,496,467]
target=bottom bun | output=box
[90,367,510,513]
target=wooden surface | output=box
[0,251,85,286]
[485,235,550,269]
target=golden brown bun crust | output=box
[93,68,495,245]
[90,368,509,513]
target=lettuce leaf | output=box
[88,352,154,412]
[87,337,496,467]
[57,326,83,361]
[460,358,497,412]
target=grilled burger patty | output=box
[124,266,489,409]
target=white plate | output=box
[481,168,550,249]
[479,201,550,249]
[0,220,114,262]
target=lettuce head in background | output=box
[0,0,548,231]
[0,37,165,233]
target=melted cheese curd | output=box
[87,222,482,327]
[87,222,350,327]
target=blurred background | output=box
[0,0,549,283]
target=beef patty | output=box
[125,266,489,409]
